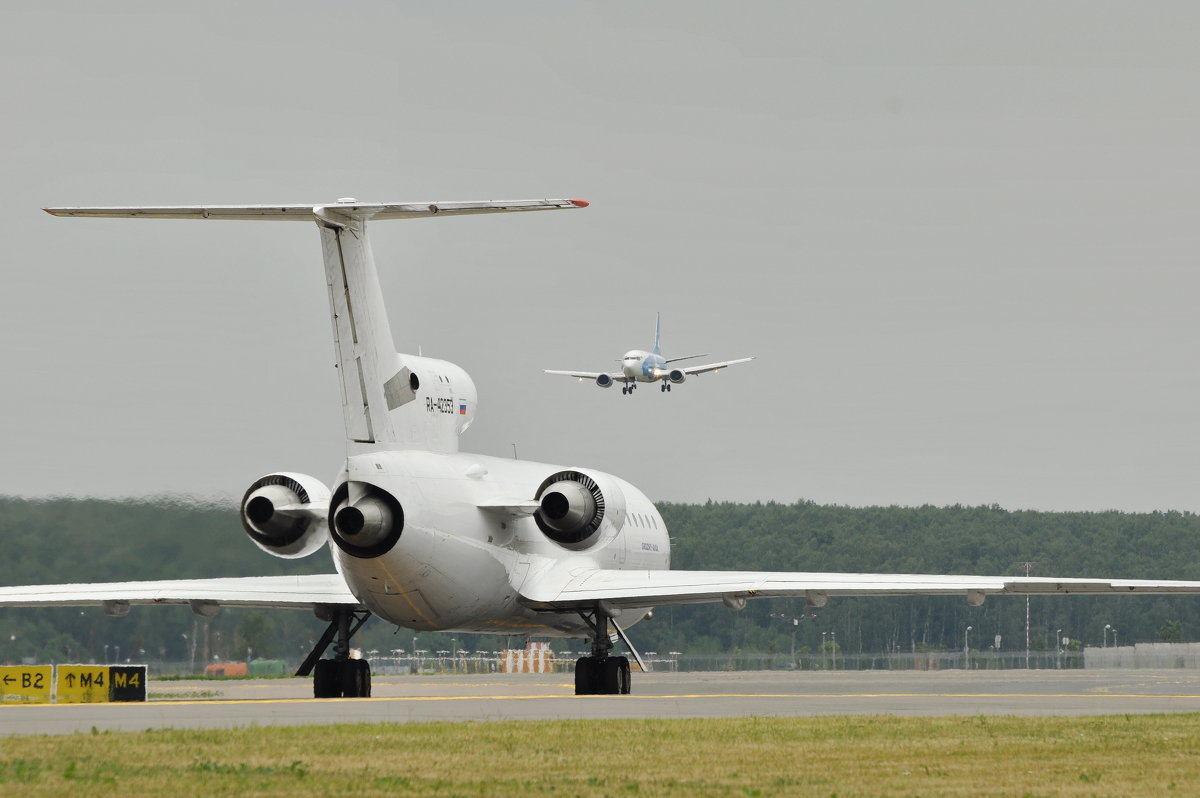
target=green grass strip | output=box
[3,714,1199,796]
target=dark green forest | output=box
[1,496,1197,668]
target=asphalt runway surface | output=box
[3,669,1200,737]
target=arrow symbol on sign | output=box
[65,673,76,687]
[1,675,13,685]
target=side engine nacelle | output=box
[241,473,331,559]
[595,374,614,389]
[668,369,686,384]
[534,469,626,549]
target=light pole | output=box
[1112,628,1118,648]
[771,612,814,667]
[831,631,837,669]
[821,632,827,669]
[1056,628,1062,668]
[1104,623,1112,648]
[965,626,973,669]
[1015,561,1038,669]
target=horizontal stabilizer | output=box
[44,198,588,222]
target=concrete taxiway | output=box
[3,669,1200,737]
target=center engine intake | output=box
[329,481,404,559]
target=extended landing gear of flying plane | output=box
[622,383,637,395]
[297,606,373,698]
[660,383,672,392]
[573,603,643,695]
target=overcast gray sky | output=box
[2,1,1199,512]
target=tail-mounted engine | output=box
[667,369,686,384]
[595,374,614,389]
[241,473,331,559]
[534,470,607,547]
[329,481,404,559]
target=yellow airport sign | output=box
[0,665,53,704]
[55,665,112,704]
[53,665,147,703]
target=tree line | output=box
[1,496,1196,667]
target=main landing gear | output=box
[573,603,643,695]
[622,383,637,395]
[660,382,672,392]
[297,606,373,698]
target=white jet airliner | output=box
[5,197,1200,697]
[545,313,754,395]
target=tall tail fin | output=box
[652,311,662,355]
[46,198,587,452]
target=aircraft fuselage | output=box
[622,350,666,383]
[330,450,670,636]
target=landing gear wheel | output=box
[341,659,372,698]
[314,659,339,698]
[314,658,372,697]
[575,656,600,695]
[660,383,667,392]
[614,656,631,694]
[360,660,372,696]
[574,656,631,695]
[602,657,622,693]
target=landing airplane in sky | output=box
[5,197,1200,698]
[545,313,754,394]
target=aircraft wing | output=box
[664,354,708,364]
[676,357,755,376]
[518,567,1200,611]
[544,370,631,383]
[0,574,361,611]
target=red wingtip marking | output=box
[570,199,590,208]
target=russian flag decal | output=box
[459,403,467,415]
